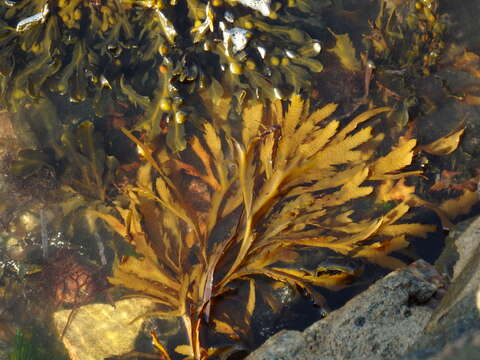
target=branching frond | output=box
[93,96,436,358]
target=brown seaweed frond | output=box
[90,95,435,358]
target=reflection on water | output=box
[1,0,480,358]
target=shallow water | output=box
[1,0,480,359]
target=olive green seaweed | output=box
[0,0,329,149]
[8,329,67,360]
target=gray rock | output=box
[248,260,446,360]
[427,331,480,360]
[249,216,480,360]
[247,330,305,360]
[402,216,480,359]
[434,217,475,278]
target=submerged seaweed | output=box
[91,95,437,358]
[7,328,67,360]
[2,0,472,358]
[0,99,120,279]
[0,0,447,153]
[0,0,330,150]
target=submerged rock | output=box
[53,298,157,360]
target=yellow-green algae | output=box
[0,0,328,149]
